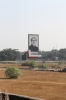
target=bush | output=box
[22,61,30,66]
[22,61,36,69]
[5,66,22,79]
[38,64,47,69]
[29,61,36,69]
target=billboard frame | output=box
[28,34,41,58]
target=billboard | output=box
[28,34,41,57]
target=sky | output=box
[0,0,66,52]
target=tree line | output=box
[0,48,66,61]
[39,48,66,60]
[0,48,20,61]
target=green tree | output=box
[0,48,20,61]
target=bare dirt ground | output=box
[0,63,66,100]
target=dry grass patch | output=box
[0,64,66,100]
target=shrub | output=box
[22,61,30,66]
[5,66,22,79]
[29,61,36,69]
[22,61,36,69]
[38,64,47,69]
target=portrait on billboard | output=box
[28,34,39,52]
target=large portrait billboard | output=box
[28,34,39,57]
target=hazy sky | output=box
[0,0,66,52]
